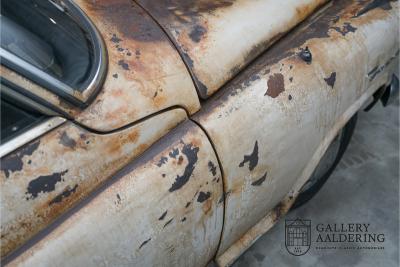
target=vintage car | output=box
[0,0,398,266]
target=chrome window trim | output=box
[0,77,73,119]
[0,0,108,108]
[1,81,59,116]
[0,117,66,158]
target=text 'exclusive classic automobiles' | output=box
[0,0,398,266]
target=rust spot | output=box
[208,161,217,176]
[177,155,184,165]
[272,201,286,223]
[1,140,40,178]
[265,73,285,98]
[138,0,234,24]
[116,193,122,204]
[202,198,212,214]
[169,148,179,158]
[49,184,78,206]
[59,132,76,149]
[332,22,357,36]
[84,0,166,43]
[324,72,336,88]
[251,171,267,186]
[189,25,207,43]
[156,156,168,167]
[118,60,130,70]
[26,170,68,199]
[110,33,122,43]
[239,141,259,171]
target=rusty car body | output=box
[0,0,398,266]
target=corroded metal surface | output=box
[72,0,200,131]
[7,121,223,267]
[1,0,200,132]
[193,0,399,261]
[0,109,187,259]
[137,0,328,98]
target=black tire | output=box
[291,113,358,209]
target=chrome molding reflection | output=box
[0,117,66,158]
[63,0,108,105]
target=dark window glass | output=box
[1,0,93,91]
[1,96,46,144]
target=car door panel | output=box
[136,0,328,98]
[6,120,224,267]
[1,108,187,259]
[193,1,398,265]
[1,0,399,266]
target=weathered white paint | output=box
[6,121,224,267]
[194,1,399,264]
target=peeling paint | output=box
[238,141,259,171]
[197,191,211,203]
[208,161,217,176]
[1,109,187,258]
[137,0,327,98]
[59,132,76,149]
[168,143,199,192]
[324,72,337,88]
[26,170,68,200]
[139,238,151,249]
[1,141,40,178]
[251,171,267,186]
[332,22,357,36]
[163,218,174,228]
[49,185,78,206]
[159,210,168,220]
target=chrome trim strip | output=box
[0,117,66,158]
[65,0,108,105]
[1,83,59,116]
[0,48,82,105]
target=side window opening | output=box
[0,80,65,156]
[0,0,104,152]
[1,97,46,144]
[0,0,107,106]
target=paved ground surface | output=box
[233,100,399,267]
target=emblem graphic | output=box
[285,218,311,256]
